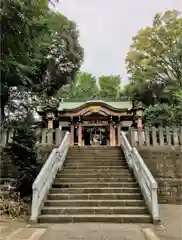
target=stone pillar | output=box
[46,111,55,130]
[117,123,121,146]
[48,119,53,130]
[78,123,82,146]
[70,123,74,146]
[109,123,113,146]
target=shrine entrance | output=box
[83,127,108,146]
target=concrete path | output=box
[39,223,149,240]
[0,221,151,240]
[154,204,182,240]
[0,204,181,240]
[0,221,47,240]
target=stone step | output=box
[64,162,126,166]
[50,187,140,194]
[38,214,151,223]
[65,158,125,162]
[47,193,142,200]
[68,152,123,155]
[64,163,127,167]
[69,146,121,150]
[67,154,124,157]
[41,206,148,215]
[44,199,144,207]
[67,156,124,159]
[63,165,129,169]
[61,169,131,174]
[56,172,133,178]
[54,177,135,183]
[64,160,127,167]
[52,182,138,188]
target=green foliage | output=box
[125,10,182,105]
[37,13,84,96]
[5,119,37,168]
[99,75,121,99]
[0,0,84,123]
[72,72,99,100]
[125,10,182,126]
[56,73,126,100]
[144,103,182,126]
[4,113,39,198]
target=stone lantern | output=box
[134,102,144,131]
[46,110,55,130]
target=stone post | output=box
[48,119,53,130]
[109,123,113,146]
[78,122,82,146]
[117,123,121,146]
[70,123,74,146]
[46,111,55,130]
[113,125,116,146]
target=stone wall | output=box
[138,146,182,204]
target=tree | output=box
[99,75,121,100]
[125,10,182,105]
[0,0,50,122]
[57,72,98,100]
[36,14,84,97]
[0,0,84,124]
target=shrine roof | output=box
[57,100,132,112]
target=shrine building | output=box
[37,100,142,146]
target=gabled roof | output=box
[58,100,132,112]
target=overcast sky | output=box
[56,0,181,82]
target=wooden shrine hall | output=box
[37,100,142,146]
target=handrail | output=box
[30,131,70,223]
[121,131,160,223]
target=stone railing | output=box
[0,128,66,147]
[121,131,160,223]
[128,126,182,146]
[30,131,70,223]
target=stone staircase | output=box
[38,146,152,223]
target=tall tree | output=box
[1,0,49,122]
[36,13,84,96]
[99,75,121,100]
[125,10,182,105]
[0,0,84,124]
[57,72,98,100]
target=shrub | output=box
[4,114,39,198]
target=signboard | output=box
[87,106,101,112]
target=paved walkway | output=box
[0,204,181,240]
[39,223,149,240]
[154,204,182,240]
